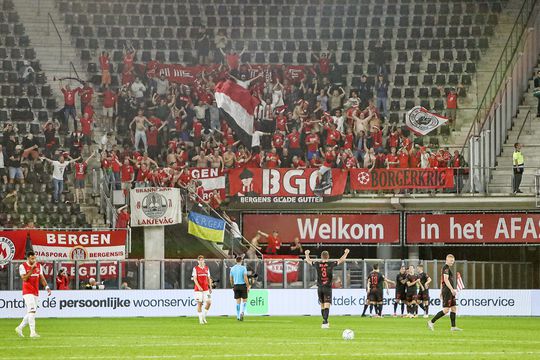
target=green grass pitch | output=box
[1,316,540,359]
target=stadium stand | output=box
[0,0,96,229]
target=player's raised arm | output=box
[304,249,313,265]
[337,248,350,265]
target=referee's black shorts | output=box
[317,286,332,304]
[233,284,248,299]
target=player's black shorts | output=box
[406,290,418,303]
[442,290,456,308]
[317,286,332,304]
[368,288,383,303]
[395,288,406,301]
[418,290,430,301]
[233,284,248,299]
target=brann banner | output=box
[130,187,182,226]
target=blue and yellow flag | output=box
[188,212,226,242]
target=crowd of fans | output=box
[0,29,469,229]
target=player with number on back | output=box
[393,266,408,317]
[193,255,213,325]
[367,263,391,318]
[417,264,432,318]
[428,254,462,331]
[305,248,349,329]
[15,251,51,338]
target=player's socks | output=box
[450,312,456,327]
[321,309,325,320]
[28,313,36,335]
[369,304,373,315]
[400,303,405,315]
[18,314,29,329]
[322,308,329,323]
[424,305,429,315]
[378,305,383,316]
[241,302,247,315]
[393,302,398,314]
[198,312,204,324]
[431,310,445,323]
[361,304,369,316]
[236,304,241,319]
[418,303,425,311]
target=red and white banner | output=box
[215,79,260,147]
[350,168,454,190]
[153,64,207,84]
[130,187,182,227]
[189,168,225,201]
[27,230,128,261]
[406,213,540,244]
[264,255,300,283]
[243,214,400,244]
[229,168,348,203]
[406,106,448,135]
[41,261,126,280]
[0,230,28,264]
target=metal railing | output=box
[461,0,538,148]
[46,12,63,65]
[1,259,535,291]
[516,109,533,142]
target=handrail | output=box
[516,109,532,142]
[70,61,81,80]
[182,184,265,258]
[47,12,63,65]
[460,0,538,155]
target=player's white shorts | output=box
[194,291,211,303]
[23,294,39,313]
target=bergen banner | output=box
[0,231,28,264]
[228,168,348,203]
[350,168,454,191]
[188,168,225,201]
[406,213,540,244]
[243,214,400,244]
[28,230,128,261]
[130,187,182,226]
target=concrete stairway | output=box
[441,0,525,151]
[13,0,85,107]
[489,77,540,194]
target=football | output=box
[342,329,354,341]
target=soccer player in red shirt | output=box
[193,255,213,324]
[15,251,51,338]
[74,151,96,204]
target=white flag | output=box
[406,106,448,136]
